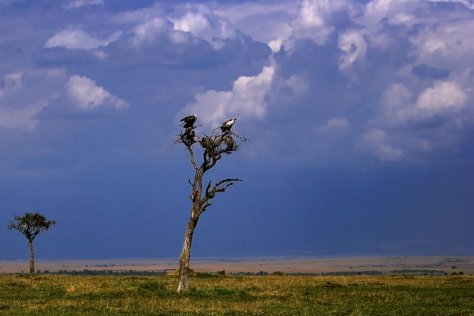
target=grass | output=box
[0,274,473,315]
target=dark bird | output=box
[180,115,197,128]
[220,118,236,132]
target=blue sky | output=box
[1,0,473,259]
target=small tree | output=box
[8,212,56,274]
[176,116,245,293]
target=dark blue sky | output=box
[1,0,473,260]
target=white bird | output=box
[221,118,236,132]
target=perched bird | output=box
[180,115,197,128]
[220,118,236,132]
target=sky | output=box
[1,0,473,260]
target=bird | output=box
[220,118,236,132]
[180,115,197,128]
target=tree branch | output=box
[185,145,199,172]
[205,178,242,199]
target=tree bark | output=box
[177,214,199,293]
[28,240,35,274]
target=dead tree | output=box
[176,117,245,293]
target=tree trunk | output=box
[177,214,199,293]
[28,240,35,274]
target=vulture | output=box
[220,118,236,132]
[180,115,197,128]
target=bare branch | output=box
[215,178,243,186]
[185,145,199,172]
[206,178,242,198]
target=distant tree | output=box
[176,116,245,293]
[8,212,56,274]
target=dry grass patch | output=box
[0,274,472,315]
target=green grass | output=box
[0,274,473,315]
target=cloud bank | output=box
[0,0,473,165]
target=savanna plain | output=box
[1,272,473,315]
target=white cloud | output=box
[127,6,235,48]
[289,0,352,46]
[416,81,466,112]
[296,0,325,28]
[354,0,424,51]
[66,75,127,111]
[181,64,275,126]
[0,71,128,130]
[338,30,368,69]
[132,17,170,45]
[170,8,236,49]
[215,2,294,47]
[369,79,470,160]
[0,71,64,130]
[63,0,103,10]
[220,0,352,51]
[362,129,403,161]
[410,20,474,70]
[319,117,351,133]
[0,105,45,130]
[381,81,467,125]
[380,83,414,123]
[362,0,421,26]
[227,0,356,53]
[45,29,121,50]
[268,39,284,53]
[111,3,164,24]
[173,12,211,34]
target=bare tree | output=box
[176,116,245,293]
[8,212,56,274]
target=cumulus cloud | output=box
[66,75,127,111]
[338,30,368,69]
[3,0,474,165]
[174,12,211,34]
[380,83,415,123]
[381,81,467,125]
[45,29,121,50]
[416,81,466,112]
[131,17,171,45]
[362,129,403,161]
[181,63,275,126]
[289,0,352,46]
[410,20,474,71]
[362,0,421,26]
[0,71,128,130]
[365,78,471,161]
[214,2,294,53]
[216,0,353,51]
[0,105,44,130]
[0,70,64,130]
[126,5,236,49]
[170,7,236,49]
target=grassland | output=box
[0,274,473,315]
